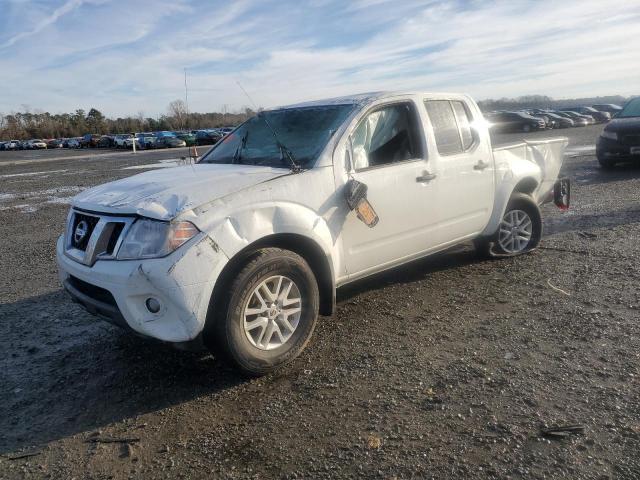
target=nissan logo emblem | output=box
[74,220,89,244]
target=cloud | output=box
[1,0,87,49]
[0,0,639,116]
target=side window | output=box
[451,101,474,150]
[351,103,422,170]
[424,100,462,155]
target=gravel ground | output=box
[1,124,640,479]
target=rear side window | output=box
[424,100,475,155]
[424,100,461,155]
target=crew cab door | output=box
[339,101,441,278]
[423,98,494,242]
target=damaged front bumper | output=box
[56,234,229,343]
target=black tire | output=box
[597,156,616,169]
[475,193,542,258]
[207,248,319,376]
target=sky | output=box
[1,0,639,117]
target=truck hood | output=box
[605,116,640,134]
[72,163,290,220]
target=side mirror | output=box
[345,178,367,210]
[345,179,379,228]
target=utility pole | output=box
[184,68,189,130]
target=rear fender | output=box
[481,155,541,238]
[482,138,567,237]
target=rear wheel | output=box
[207,248,319,376]
[476,193,542,257]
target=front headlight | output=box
[601,130,617,141]
[117,219,200,260]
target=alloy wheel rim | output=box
[498,209,533,254]
[243,275,302,350]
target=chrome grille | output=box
[64,209,134,266]
[70,213,99,251]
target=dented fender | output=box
[481,138,567,237]
[190,199,337,277]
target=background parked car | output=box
[569,107,611,123]
[596,97,640,169]
[592,104,623,115]
[25,139,48,149]
[559,110,595,125]
[135,134,157,149]
[539,111,574,128]
[0,140,21,150]
[47,139,64,148]
[527,112,556,129]
[553,111,588,127]
[486,111,546,132]
[123,136,137,149]
[156,136,187,148]
[176,132,196,146]
[98,135,115,148]
[114,134,133,148]
[80,134,102,148]
[218,127,234,136]
[195,129,223,145]
[66,138,81,148]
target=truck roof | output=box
[277,91,466,110]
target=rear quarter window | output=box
[451,101,474,150]
[424,100,462,155]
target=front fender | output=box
[191,200,337,277]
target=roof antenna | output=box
[235,81,301,172]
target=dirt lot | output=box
[1,125,640,479]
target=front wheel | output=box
[476,193,542,257]
[597,155,616,169]
[207,248,319,376]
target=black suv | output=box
[596,97,640,169]
[195,129,223,146]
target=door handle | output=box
[474,160,490,171]
[416,171,437,183]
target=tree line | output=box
[0,100,254,140]
[2,94,632,140]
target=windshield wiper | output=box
[257,112,302,173]
[233,131,248,164]
[276,140,300,172]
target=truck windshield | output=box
[199,104,355,169]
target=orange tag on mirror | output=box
[355,198,379,228]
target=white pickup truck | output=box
[57,91,569,375]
